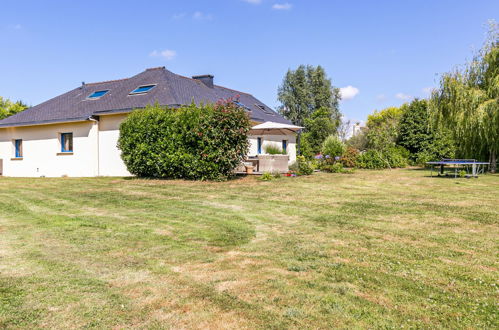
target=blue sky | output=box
[1,0,497,123]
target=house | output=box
[352,122,367,136]
[0,67,299,177]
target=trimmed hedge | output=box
[118,100,250,180]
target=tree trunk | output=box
[490,150,496,173]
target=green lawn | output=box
[0,169,497,329]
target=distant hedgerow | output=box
[118,100,250,180]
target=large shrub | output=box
[289,155,314,176]
[118,100,250,180]
[341,147,359,168]
[366,106,404,150]
[398,99,455,164]
[321,135,346,158]
[356,150,387,169]
[356,147,408,169]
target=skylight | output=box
[256,104,275,115]
[87,90,109,99]
[233,101,251,111]
[129,84,156,95]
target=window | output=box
[257,137,262,154]
[255,104,275,115]
[14,139,23,158]
[129,84,156,95]
[87,90,109,99]
[61,133,73,153]
[233,101,251,111]
[282,140,288,153]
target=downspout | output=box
[88,116,100,176]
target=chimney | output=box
[192,74,214,88]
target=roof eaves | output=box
[0,116,91,128]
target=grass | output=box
[0,169,497,329]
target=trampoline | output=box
[426,159,490,178]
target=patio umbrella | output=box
[249,121,303,135]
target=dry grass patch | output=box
[0,169,497,328]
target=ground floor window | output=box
[257,137,262,154]
[14,139,23,158]
[282,140,288,153]
[61,133,73,152]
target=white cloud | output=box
[193,11,213,20]
[395,93,412,101]
[376,94,387,102]
[243,0,262,4]
[150,49,177,60]
[272,3,292,10]
[339,86,359,101]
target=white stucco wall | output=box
[248,134,297,164]
[98,114,131,177]
[0,116,297,177]
[0,121,99,177]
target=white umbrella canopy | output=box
[249,121,303,135]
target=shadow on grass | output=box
[121,174,248,182]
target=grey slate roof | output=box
[0,67,291,127]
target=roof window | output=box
[87,90,109,99]
[129,84,156,95]
[256,104,275,115]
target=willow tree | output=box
[430,22,498,172]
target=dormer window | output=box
[87,90,109,99]
[129,84,156,95]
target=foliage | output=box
[430,21,499,172]
[260,172,274,181]
[398,98,455,164]
[259,171,282,181]
[356,147,408,169]
[295,155,314,175]
[341,147,360,168]
[264,143,286,155]
[118,100,250,180]
[321,162,344,173]
[366,106,404,150]
[0,97,28,120]
[356,150,387,169]
[301,107,338,157]
[321,135,346,158]
[277,65,341,127]
[277,65,342,158]
[346,130,368,151]
[337,118,352,142]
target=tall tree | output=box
[300,107,337,158]
[337,118,352,142]
[0,97,28,120]
[365,106,404,150]
[430,22,498,172]
[278,65,341,127]
[398,98,455,162]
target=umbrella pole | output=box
[297,131,301,156]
